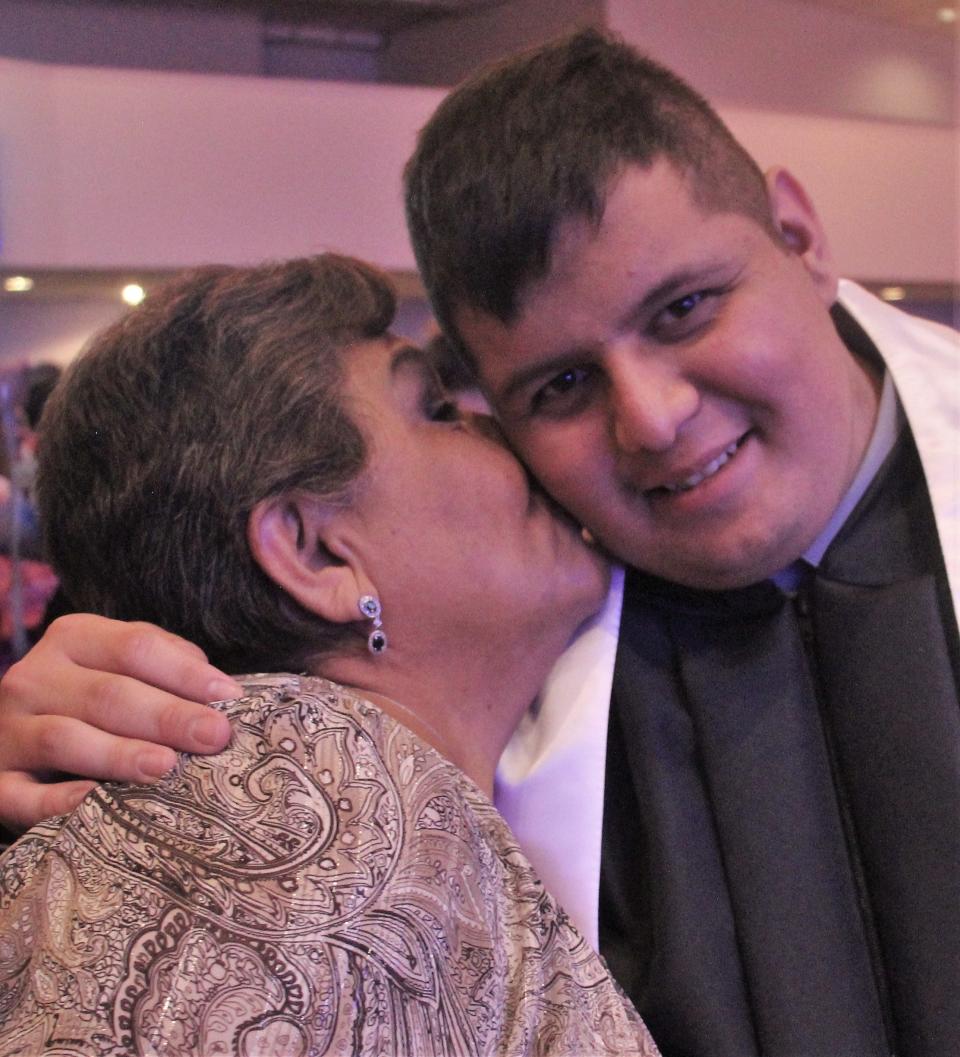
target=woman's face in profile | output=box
[340,336,609,644]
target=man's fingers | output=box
[0,614,237,799]
[0,671,232,763]
[34,615,242,703]
[0,662,233,757]
[8,714,180,783]
[0,614,238,760]
[78,671,233,753]
[0,772,96,832]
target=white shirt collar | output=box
[773,370,902,588]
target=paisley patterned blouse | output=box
[0,675,658,1056]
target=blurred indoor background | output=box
[0,0,956,366]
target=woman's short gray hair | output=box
[37,254,395,673]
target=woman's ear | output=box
[247,495,372,625]
[765,166,839,304]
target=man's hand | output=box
[0,614,240,831]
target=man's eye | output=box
[545,367,587,395]
[664,291,706,320]
[653,287,726,339]
[530,366,596,415]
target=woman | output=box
[0,255,658,1055]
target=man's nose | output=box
[608,352,700,453]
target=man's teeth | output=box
[662,440,741,494]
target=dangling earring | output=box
[358,595,387,655]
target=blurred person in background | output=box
[0,363,61,670]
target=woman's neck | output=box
[317,627,574,798]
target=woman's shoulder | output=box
[1,674,491,933]
[80,674,413,913]
[0,674,658,1056]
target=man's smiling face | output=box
[456,160,880,589]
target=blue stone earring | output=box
[358,595,387,655]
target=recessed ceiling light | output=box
[937,7,957,23]
[880,285,907,302]
[3,276,34,293]
[121,283,146,306]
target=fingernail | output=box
[137,747,177,781]
[187,712,230,751]
[207,676,242,702]
[65,781,96,809]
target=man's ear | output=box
[247,494,370,625]
[765,166,839,304]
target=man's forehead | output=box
[456,248,740,371]
[453,304,519,377]
[452,163,772,389]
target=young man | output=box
[401,31,960,1057]
[1,29,957,1057]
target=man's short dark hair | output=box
[404,28,775,359]
[37,255,394,673]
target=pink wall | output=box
[0,54,955,283]
[0,57,440,271]
[606,0,955,125]
[723,107,958,283]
